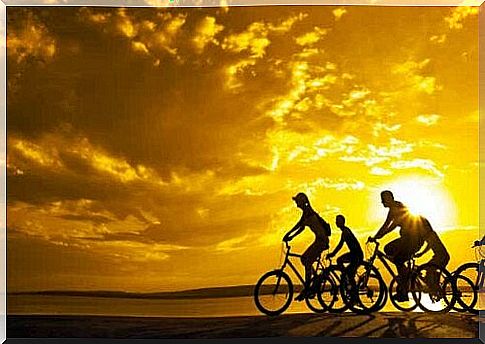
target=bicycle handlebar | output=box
[367,236,378,244]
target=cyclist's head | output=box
[380,190,394,208]
[336,214,345,227]
[292,192,310,209]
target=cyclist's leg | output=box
[348,251,364,279]
[425,233,450,293]
[388,238,413,299]
[479,260,485,290]
[336,253,351,269]
[385,239,405,289]
[300,241,325,299]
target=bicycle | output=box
[347,237,457,314]
[315,256,355,313]
[451,240,484,314]
[253,241,333,316]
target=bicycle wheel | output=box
[344,262,388,314]
[453,274,477,313]
[412,263,456,313]
[305,273,334,313]
[254,270,293,316]
[326,266,349,313]
[389,276,420,312]
[454,262,479,314]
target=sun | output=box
[377,176,456,232]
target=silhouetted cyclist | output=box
[414,218,450,268]
[370,190,426,302]
[414,218,450,293]
[283,192,331,301]
[328,215,363,281]
[474,235,485,248]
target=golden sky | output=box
[6,6,479,292]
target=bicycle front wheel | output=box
[254,270,293,316]
[412,263,456,313]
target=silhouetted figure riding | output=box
[328,215,363,280]
[283,192,331,301]
[370,190,427,302]
[414,217,450,268]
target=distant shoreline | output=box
[8,285,294,300]
[10,283,474,300]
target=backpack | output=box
[316,213,331,237]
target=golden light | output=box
[377,176,456,232]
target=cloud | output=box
[370,166,392,176]
[11,139,63,169]
[295,27,328,46]
[192,16,224,54]
[372,122,401,137]
[392,59,440,95]
[132,41,150,55]
[308,178,365,191]
[430,34,447,44]
[222,14,307,58]
[390,159,444,178]
[7,10,57,64]
[80,8,187,61]
[445,7,479,30]
[222,22,271,58]
[417,114,441,126]
[332,8,347,21]
[224,58,258,91]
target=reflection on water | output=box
[8,293,477,318]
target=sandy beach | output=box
[7,312,478,339]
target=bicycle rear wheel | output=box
[389,276,420,312]
[453,262,479,314]
[412,263,456,313]
[453,275,477,313]
[254,270,293,316]
[325,266,349,313]
[305,273,335,313]
[344,262,388,314]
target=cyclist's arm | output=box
[284,218,304,241]
[480,235,485,246]
[329,234,344,257]
[415,241,430,258]
[374,211,397,239]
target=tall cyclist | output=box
[283,192,331,301]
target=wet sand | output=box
[7,312,479,338]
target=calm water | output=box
[8,293,478,317]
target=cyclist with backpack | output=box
[283,192,331,301]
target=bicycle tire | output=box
[305,273,335,313]
[453,262,479,314]
[453,274,477,314]
[412,263,456,313]
[389,276,419,312]
[344,262,388,315]
[325,266,349,313]
[254,270,293,316]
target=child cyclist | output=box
[327,215,364,281]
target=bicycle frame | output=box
[278,242,324,288]
[365,240,417,284]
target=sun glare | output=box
[378,176,456,232]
